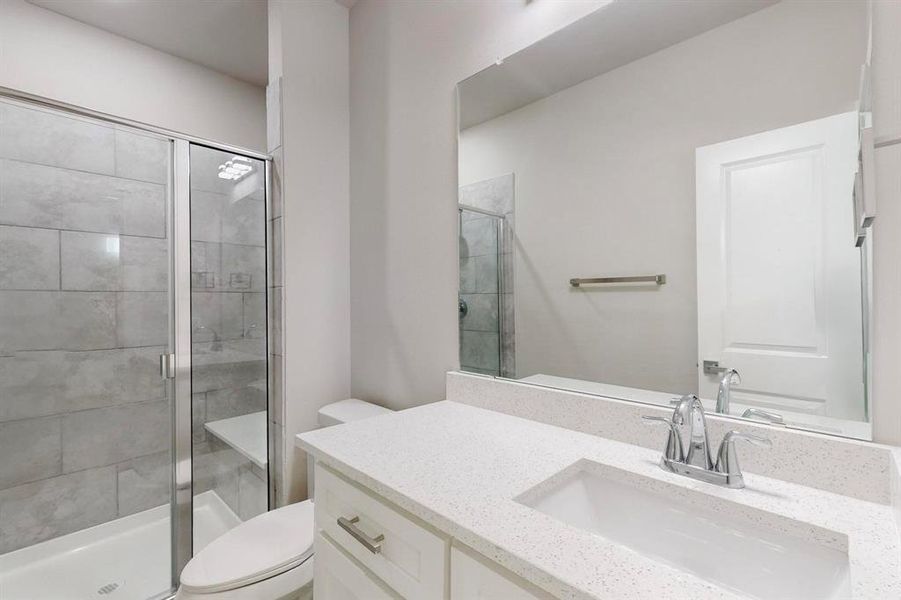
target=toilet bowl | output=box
[175,399,392,600]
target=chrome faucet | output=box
[643,394,771,489]
[715,368,741,414]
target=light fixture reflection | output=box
[217,156,254,181]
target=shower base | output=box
[0,490,240,600]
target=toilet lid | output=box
[180,500,315,594]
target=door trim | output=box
[171,139,194,586]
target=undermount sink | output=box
[517,460,850,600]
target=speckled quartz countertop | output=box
[297,401,901,600]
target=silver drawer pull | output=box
[337,515,385,554]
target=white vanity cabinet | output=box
[314,532,399,600]
[449,546,546,600]
[313,463,545,600]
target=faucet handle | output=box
[741,407,784,425]
[735,431,770,445]
[642,415,685,462]
[715,430,771,488]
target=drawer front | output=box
[315,532,399,600]
[450,546,547,600]
[315,463,448,600]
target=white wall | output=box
[269,0,350,501]
[871,0,901,444]
[459,1,865,396]
[0,0,265,151]
[349,0,610,410]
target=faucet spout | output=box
[672,394,713,471]
[715,368,741,414]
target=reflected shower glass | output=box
[459,206,505,376]
[189,145,268,549]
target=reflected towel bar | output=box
[570,274,666,287]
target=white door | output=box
[696,112,864,420]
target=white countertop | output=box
[297,401,900,600]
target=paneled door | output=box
[695,112,864,420]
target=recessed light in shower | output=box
[217,156,254,181]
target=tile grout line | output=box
[1,154,167,187]
[57,229,62,290]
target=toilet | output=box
[175,399,393,600]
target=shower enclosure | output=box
[0,95,273,600]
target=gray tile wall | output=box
[458,174,516,378]
[0,101,173,554]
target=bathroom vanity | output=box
[297,379,901,600]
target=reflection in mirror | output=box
[457,0,874,439]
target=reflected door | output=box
[696,112,864,419]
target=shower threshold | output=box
[0,490,240,600]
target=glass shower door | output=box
[0,98,174,599]
[188,144,269,553]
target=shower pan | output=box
[0,94,273,600]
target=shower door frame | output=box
[0,87,274,595]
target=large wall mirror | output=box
[456,0,876,440]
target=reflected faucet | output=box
[715,368,741,414]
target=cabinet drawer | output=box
[315,532,399,600]
[314,463,448,600]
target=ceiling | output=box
[28,0,269,86]
[459,0,778,129]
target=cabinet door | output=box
[314,532,400,600]
[451,546,546,600]
[315,463,448,600]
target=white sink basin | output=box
[517,461,850,600]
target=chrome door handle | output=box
[159,353,176,379]
[337,515,384,554]
[703,359,729,375]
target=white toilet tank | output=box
[307,399,392,497]
[317,398,392,427]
